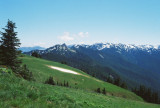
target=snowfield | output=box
[47,65,80,75]
[47,65,102,82]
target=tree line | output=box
[106,76,128,89]
[58,60,160,104]
[107,76,160,104]
[132,85,160,104]
[96,88,107,95]
[45,76,70,88]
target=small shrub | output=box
[27,91,38,100]
[102,88,106,95]
[61,61,67,65]
[66,81,69,87]
[96,88,101,93]
[15,64,34,81]
[45,77,55,85]
[64,80,66,86]
[31,51,41,58]
[60,83,63,86]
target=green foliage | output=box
[114,77,121,86]
[0,20,21,68]
[0,73,159,108]
[0,20,34,81]
[27,90,39,100]
[21,55,142,101]
[106,76,128,90]
[66,81,69,87]
[102,88,106,95]
[63,80,66,86]
[16,64,34,81]
[96,88,101,93]
[31,51,41,58]
[61,61,67,65]
[0,67,9,74]
[45,76,55,85]
[106,76,113,83]
[133,85,160,104]
[120,82,128,89]
[0,49,2,65]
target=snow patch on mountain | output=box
[99,54,104,59]
[70,42,160,54]
[25,43,160,55]
[91,43,160,53]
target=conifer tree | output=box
[45,76,55,85]
[0,20,21,69]
[60,83,63,86]
[145,88,151,102]
[114,77,120,86]
[64,80,66,86]
[102,88,106,94]
[132,85,160,104]
[106,76,113,83]
[120,82,128,89]
[66,81,69,87]
[96,88,101,93]
[31,51,41,58]
[18,64,34,81]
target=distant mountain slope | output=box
[71,43,160,91]
[19,46,45,52]
[24,43,160,93]
[86,43,160,75]
[25,44,119,81]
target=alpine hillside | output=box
[25,43,160,94]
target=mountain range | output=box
[24,43,160,93]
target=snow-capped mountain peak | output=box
[25,43,160,56]
[46,43,68,52]
[71,42,160,54]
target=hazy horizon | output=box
[20,42,160,49]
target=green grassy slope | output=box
[0,55,160,107]
[22,55,141,101]
[0,71,160,108]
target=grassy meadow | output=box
[0,55,159,108]
[21,55,141,100]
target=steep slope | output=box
[21,55,140,100]
[1,70,160,108]
[72,44,160,91]
[25,44,118,81]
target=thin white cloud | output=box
[59,32,74,41]
[33,42,46,46]
[78,32,89,37]
[79,41,85,44]
[58,32,89,43]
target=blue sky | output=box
[0,0,160,47]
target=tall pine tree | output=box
[0,20,21,69]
